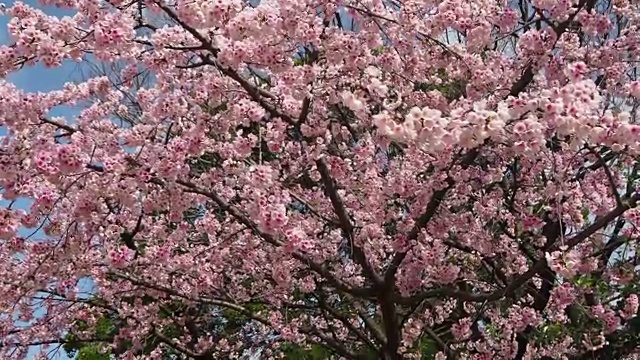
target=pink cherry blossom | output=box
[1,0,640,359]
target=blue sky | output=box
[1,1,88,359]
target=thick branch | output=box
[513,223,559,359]
[316,158,382,285]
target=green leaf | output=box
[77,345,111,360]
[372,46,386,56]
[419,338,438,359]
[581,207,590,222]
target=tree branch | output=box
[316,157,382,285]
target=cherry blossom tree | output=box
[2,0,640,359]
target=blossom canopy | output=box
[1,0,640,359]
